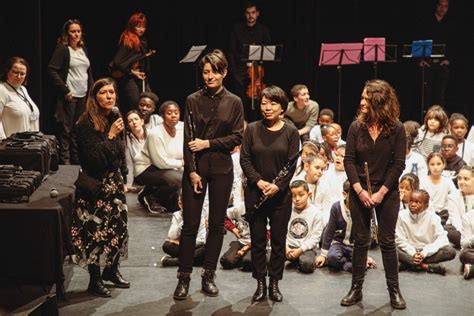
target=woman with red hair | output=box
[111,12,155,113]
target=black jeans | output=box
[57,96,86,164]
[135,165,182,212]
[398,245,456,268]
[249,194,292,280]
[350,188,400,287]
[178,153,234,273]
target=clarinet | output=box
[364,162,379,244]
[188,109,197,172]
[254,150,302,210]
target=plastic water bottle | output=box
[411,163,418,176]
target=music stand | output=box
[242,44,283,109]
[180,45,207,90]
[319,43,363,122]
[403,40,445,120]
[363,37,397,79]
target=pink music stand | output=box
[363,38,386,62]
[319,43,363,122]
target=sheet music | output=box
[262,45,276,61]
[180,45,207,63]
[248,45,262,61]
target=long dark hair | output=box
[356,79,400,136]
[79,77,118,132]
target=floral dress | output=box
[71,115,129,268]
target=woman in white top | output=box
[134,100,184,212]
[0,57,40,139]
[48,19,93,164]
[124,110,146,191]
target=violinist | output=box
[229,1,271,121]
[284,84,320,142]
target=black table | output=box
[0,165,79,300]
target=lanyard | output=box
[6,82,34,112]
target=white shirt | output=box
[66,47,90,97]
[317,166,347,226]
[286,204,324,251]
[456,140,474,166]
[396,207,450,258]
[402,150,428,178]
[134,122,184,176]
[419,175,456,214]
[0,82,40,139]
[461,210,474,249]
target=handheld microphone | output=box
[111,106,126,139]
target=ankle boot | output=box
[173,272,191,300]
[340,283,363,306]
[87,264,111,297]
[252,277,267,302]
[268,278,283,302]
[388,285,406,309]
[102,256,130,288]
[201,269,219,297]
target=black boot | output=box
[268,278,283,302]
[340,282,363,306]
[388,285,406,309]
[201,269,219,297]
[87,264,111,297]
[252,277,267,302]
[173,272,191,300]
[102,256,130,288]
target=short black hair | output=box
[158,100,179,117]
[261,85,289,112]
[140,91,159,105]
[290,180,309,192]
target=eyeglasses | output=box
[10,70,27,77]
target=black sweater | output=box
[344,120,406,191]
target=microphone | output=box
[111,106,125,139]
[112,106,122,120]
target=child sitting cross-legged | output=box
[396,189,456,275]
[285,180,324,273]
[315,180,376,272]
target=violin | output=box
[246,61,266,110]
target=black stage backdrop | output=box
[1,0,473,136]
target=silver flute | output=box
[364,161,379,244]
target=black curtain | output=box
[1,0,472,137]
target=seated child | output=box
[458,166,474,279]
[161,195,207,267]
[285,180,324,273]
[292,155,327,207]
[315,180,376,272]
[396,189,456,275]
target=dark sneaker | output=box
[161,255,179,267]
[427,263,446,275]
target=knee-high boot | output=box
[340,242,367,306]
[381,244,406,309]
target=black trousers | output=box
[350,188,400,287]
[444,224,461,249]
[398,245,456,268]
[220,240,252,271]
[423,63,449,108]
[135,165,182,212]
[118,77,151,114]
[459,248,474,265]
[178,153,234,273]
[249,194,292,280]
[57,96,86,164]
[162,240,205,266]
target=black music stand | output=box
[180,45,207,90]
[319,43,363,122]
[363,37,397,79]
[242,44,283,110]
[403,40,445,120]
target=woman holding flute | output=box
[342,80,407,309]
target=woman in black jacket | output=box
[48,19,93,164]
[71,77,130,297]
[111,12,154,113]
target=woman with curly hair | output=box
[341,80,407,309]
[111,12,154,113]
[71,77,130,297]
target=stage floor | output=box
[58,192,474,316]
